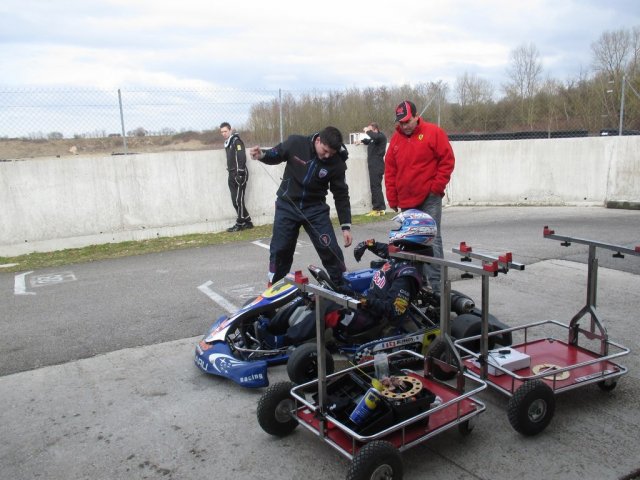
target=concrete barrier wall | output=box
[449,136,639,205]
[1,135,638,256]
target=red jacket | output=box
[384,118,455,209]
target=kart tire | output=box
[257,381,298,437]
[507,379,555,436]
[450,313,497,352]
[287,342,334,384]
[426,337,456,381]
[347,440,403,480]
[468,308,513,347]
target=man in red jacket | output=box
[384,100,455,291]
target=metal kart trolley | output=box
[257,255,505,480]
[453,227,639,436]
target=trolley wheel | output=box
[426,337,456,381]
[597,378,618,392]
[507,379,556,436]
[458,418,475,436]
[286,342,335,384]
[347,440,403,480]
[257,381,298,437]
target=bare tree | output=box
[632,26,640,75]
[455,73,493,106]
[504,43,543,128]
[591,28,633,77]
[452,73,494,131]
[47,131,64,140]
[591,27,640,131]
[505,43,543,98]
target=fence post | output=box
[118,88,128,155]
[618,76,626,136]
[279,88,283,144]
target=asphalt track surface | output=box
[1,206,639,479]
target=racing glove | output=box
[354,239,376,262]
[354,239,390,262]
[335,283,357,298]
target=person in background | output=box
[358,122,387,216]
[249,126,352,287]
[384,100,455,291]
[220,122,253,232]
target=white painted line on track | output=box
[197,281,238,313]
[251,240,270,250]
[251,239,299,254]
[15,271,36,295]
[0,263,19,269]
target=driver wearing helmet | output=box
[339,209,436,335]
[258,210,436,346]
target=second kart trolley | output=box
[452,227,638,436]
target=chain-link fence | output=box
[0,88,283,158]
[1,82,639,160]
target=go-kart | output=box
[194,263,512,388]
[194,262,416,388]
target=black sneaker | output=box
[244,221,254,229]
[226,224,243,232]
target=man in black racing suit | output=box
[249,126,352,287]
[220,122,253,232]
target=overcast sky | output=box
[1,0,638,93]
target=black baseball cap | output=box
[395,100,417,122]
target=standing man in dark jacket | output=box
[249,126,353,286]
[220,122,253,232]
[359,122,387,216]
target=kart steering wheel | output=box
[307,265,338,291]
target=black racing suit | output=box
[224,133,251,226]
[361,129,387,211]
[340,257,422,335]
[258,134,352,284]
[268,255,423,345]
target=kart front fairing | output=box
[194,280,300,388]
[195,337,273,388]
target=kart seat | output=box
[337,321,388,344]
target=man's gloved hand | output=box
[358,294,368,307]
[335,283,356,297]
[353,239,376,262]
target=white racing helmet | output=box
[388,209,437,250]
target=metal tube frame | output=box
[284,262,492,458]
[543,227,640,353]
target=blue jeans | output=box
[415,194,443,290]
